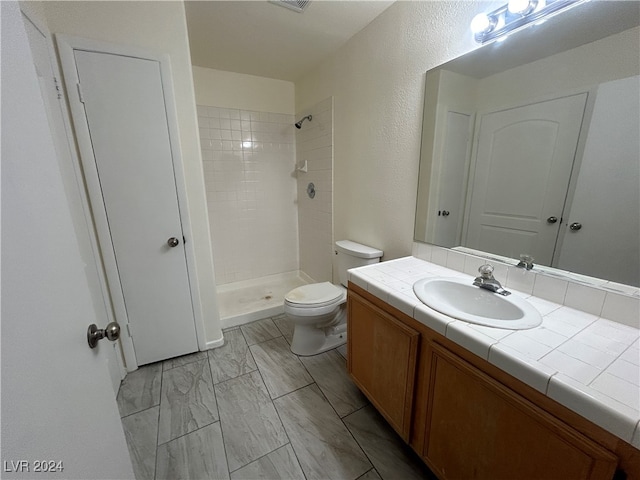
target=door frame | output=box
[56,35,207,369]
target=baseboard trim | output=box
[205,335,225,351]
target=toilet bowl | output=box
[284,240,383,356]
[285,282,347,356]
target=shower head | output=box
[295,115,312,129]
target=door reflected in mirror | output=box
[414,1,640,286]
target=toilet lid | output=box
[285,282,344,307]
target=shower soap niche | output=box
[296,160,308,173]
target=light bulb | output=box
[470,13,492,34]
[508,0,536,14]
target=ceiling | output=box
[185,0,395,82]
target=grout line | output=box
[214,340,293,476]
[252,358,295,464]
[162,351,208,372]
[269,400,304,480]
[217,429,232,479]
[356,468,378,480]
[338,407,375,475]
[203,352,222,426]
[153,365,163,480]
[212,387,232,478]
[119,403,160,421]
[240,318,283,347]
[212,375,241,477]
[544,372,557,395]
[227,443,293,475]
[213,367,261,387]
[155,359,218,447]
[148,310,435,480]
[286,350,372,476]
[156,419,221,447]
[268,379,316,402]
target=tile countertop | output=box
[348,256,640,447]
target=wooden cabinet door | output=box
[423,343,617,480]
[348,291,419,441]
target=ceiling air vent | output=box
[269,0,311,13]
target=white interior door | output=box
[464,94,587,264]
[557,76,640,286]
[62,45,199,365]
[21,8,125,395]
[2,2,133,476]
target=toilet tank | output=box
[335,240,383,287]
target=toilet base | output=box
[290,323,347,356]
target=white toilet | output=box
[284,240,383,356]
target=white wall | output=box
[40,1,222,345]
[557,75,640,286]
[296,97,334,283]
[475,26,640,112]
[295,1,494,260]
[193,66,295,114]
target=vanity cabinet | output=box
[424,342,616,479]
[347,290,419,441]
[347,284,637,480]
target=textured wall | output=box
[296,97,334,283]
[193,66,295,114]
[295,1,499,260]
[475,26,640,110]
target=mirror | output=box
[415,1,640,287]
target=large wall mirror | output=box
[415,1,640,287]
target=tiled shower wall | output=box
[197,106,298,285]
[296,98,334,283]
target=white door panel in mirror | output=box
[464,93,587,266]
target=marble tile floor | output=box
[117,314,435,480]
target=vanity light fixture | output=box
[471,0,585,43]
[508,0,540,15]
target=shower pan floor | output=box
[217,271,313,329]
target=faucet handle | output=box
[517,254,535,270]
[478,264,494,278]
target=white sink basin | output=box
[413,277,542,330]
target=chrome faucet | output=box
[517,254,534,270]
[473,264,511,296]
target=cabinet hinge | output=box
[76,82,85,104]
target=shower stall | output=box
[197,99,333,328]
